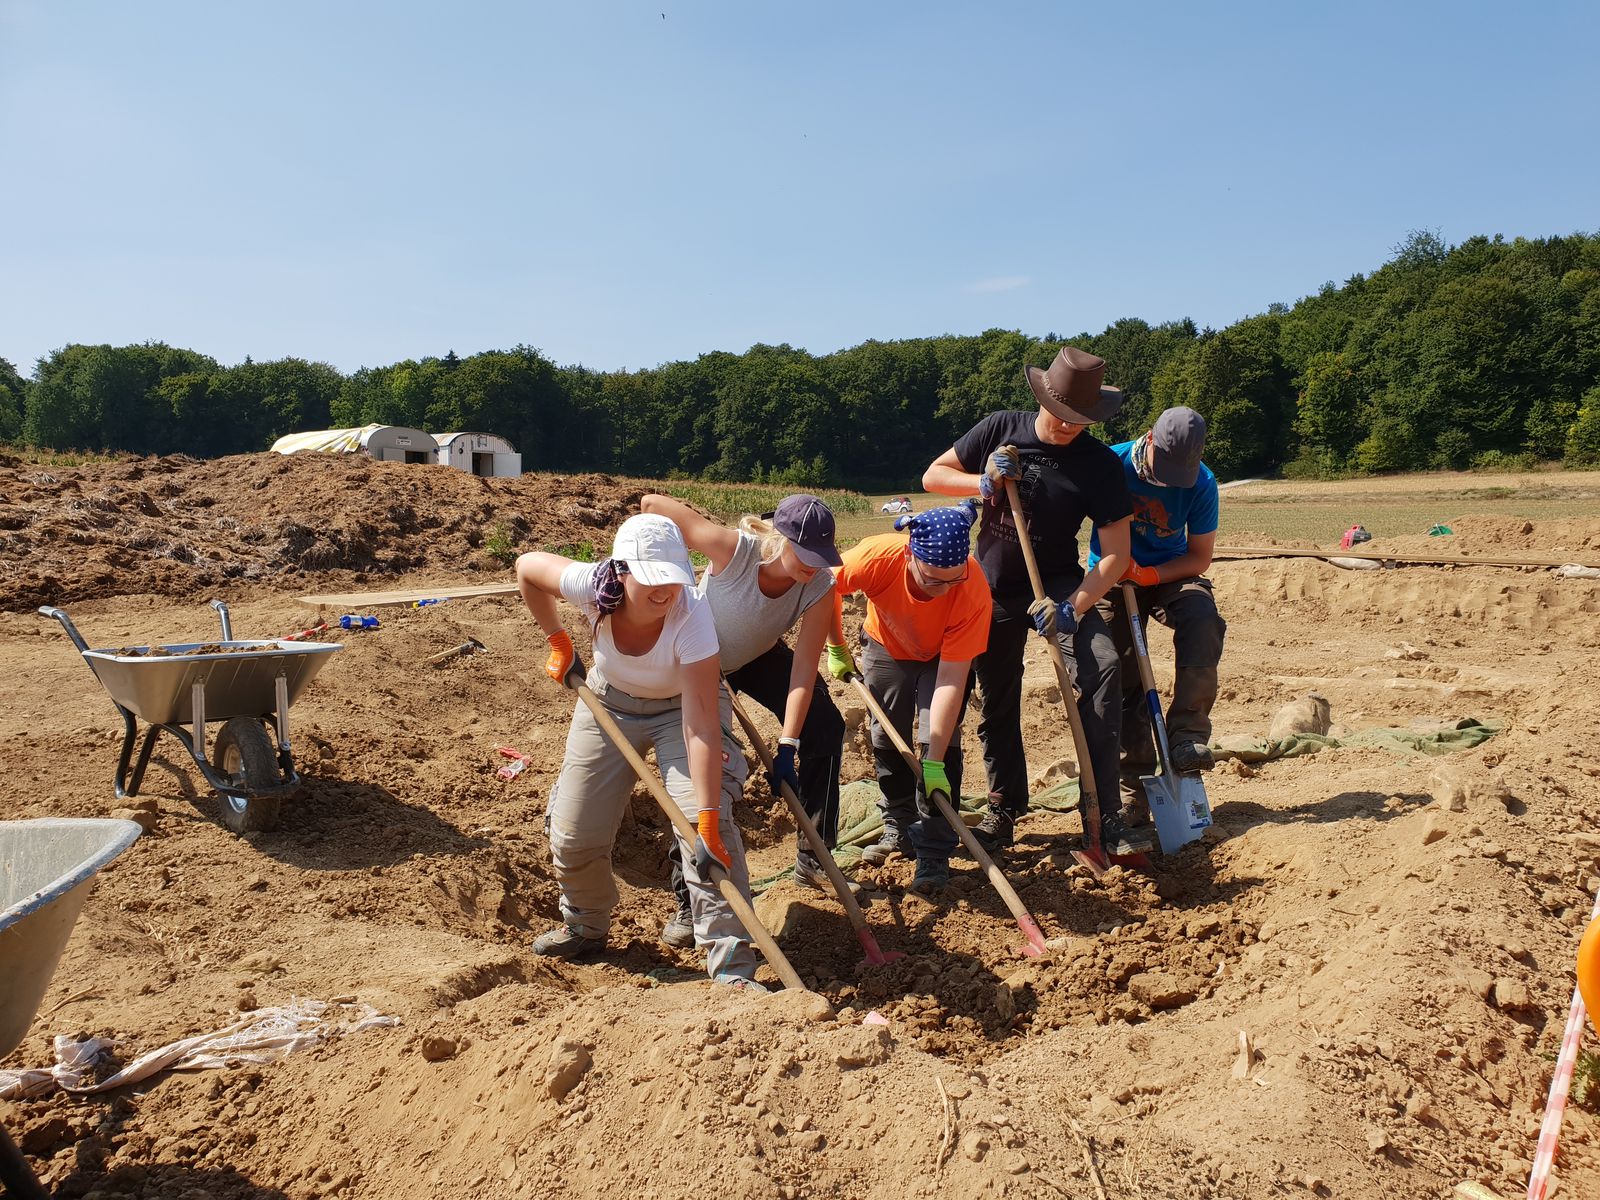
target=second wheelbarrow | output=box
[40,600,342,834]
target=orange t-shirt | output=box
[835,533,991,663]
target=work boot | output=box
[1169,741,1215,773]
[794,852,862,897]
[660,904,695,949]
[532,924,606,960]
[972,805,1015,852]
[909,857,951,895]
[1098,812,1155,857]
[860,824,910,866]
[1122,789,1151,828]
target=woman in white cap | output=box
[640,492,847,947]
[514,513,761,989]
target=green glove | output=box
[826,642,858,681]
[921,759,951,802]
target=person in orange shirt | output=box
[826,501,991,894]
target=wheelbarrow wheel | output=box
[212,718,282,834]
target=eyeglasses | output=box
[907,553,967,591]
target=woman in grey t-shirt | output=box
[641,493,848,946]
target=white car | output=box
[880,497,913,515]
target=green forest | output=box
[5,230,1599,487]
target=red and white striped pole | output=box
[1526,885,1600,1200]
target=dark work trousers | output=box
[860,635,972,861]
[1099,577,1226,795]
[975,580,1122,824]
[669,640,846,911]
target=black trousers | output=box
[974,579,1122,822]
[860,636,972,860]
[1098,577,1225,787]
[670,640,845,909]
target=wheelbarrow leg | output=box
[113,704,162,801]
[0,1122,50,1200]
[124,726,162,799]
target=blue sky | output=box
[2,1,1596,376]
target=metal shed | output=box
[433,432,522,477]
[269,425,436,464]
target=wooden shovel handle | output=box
[846,674,1045,956]
[1001,478,1104,854]
[726,691,893,966]
[571,682,809,993]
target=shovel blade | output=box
[1143,772,1212,855]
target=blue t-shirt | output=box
[1087,441,1219,570]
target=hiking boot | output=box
[1122,789,1151,828]
[661,904,695,949]
[1169,741,1215,773]
[1098,812,1155,857]
[909,857,951,895]
[972,805,1015,852]
[713,972,769,994]
[532,924,606,960]
[794,853,862,897]
[860,824,910,866]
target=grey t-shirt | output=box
[703,531,834,672]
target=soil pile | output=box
[0,453,642,611]
[2,468,1599,1199]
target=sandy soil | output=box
[2,453,1598,1199]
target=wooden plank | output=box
[297,582,518,609]
[1213,545,1600,570]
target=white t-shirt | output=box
[559,562,720,699]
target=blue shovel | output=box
[1121,581,1213,854]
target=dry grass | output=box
[836,471,1600,549]
[1220,470,1600,544]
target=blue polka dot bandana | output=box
[894,501,977,569]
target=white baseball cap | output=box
[611,514,696,587]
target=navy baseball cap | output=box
[773,494,843,568]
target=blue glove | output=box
[1027,598,1078,641]
[767,741,801,799]
[979,445,1021,504]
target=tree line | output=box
[5,229,1598,485]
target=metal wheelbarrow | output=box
[39,601,342,834]
[1,817,143,1199]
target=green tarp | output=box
[752,718,1501,892]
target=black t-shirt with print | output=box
[952,410,1133,595]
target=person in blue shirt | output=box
[1090,407,1227,806]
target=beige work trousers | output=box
[546,668,755,980]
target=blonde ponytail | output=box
[737,514,789,564]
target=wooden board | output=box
[297,582,519,609]
[1213,545,1600,570]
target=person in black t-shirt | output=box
[923,346,1154,857]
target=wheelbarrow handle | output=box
[725,689,894,966]
[37,606,89,653]
[567,680,811,994]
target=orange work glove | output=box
[1120,562,1160,588]
[694,809,733,875]
[545,629,580,686]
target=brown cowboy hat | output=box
[1024,346,1125,424]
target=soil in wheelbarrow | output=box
[1,466,1600,1199]
[111,643,278,657]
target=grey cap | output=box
[1148,407,1207,488]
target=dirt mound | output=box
[4,506,1600,1198]
[0,453,643,611]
